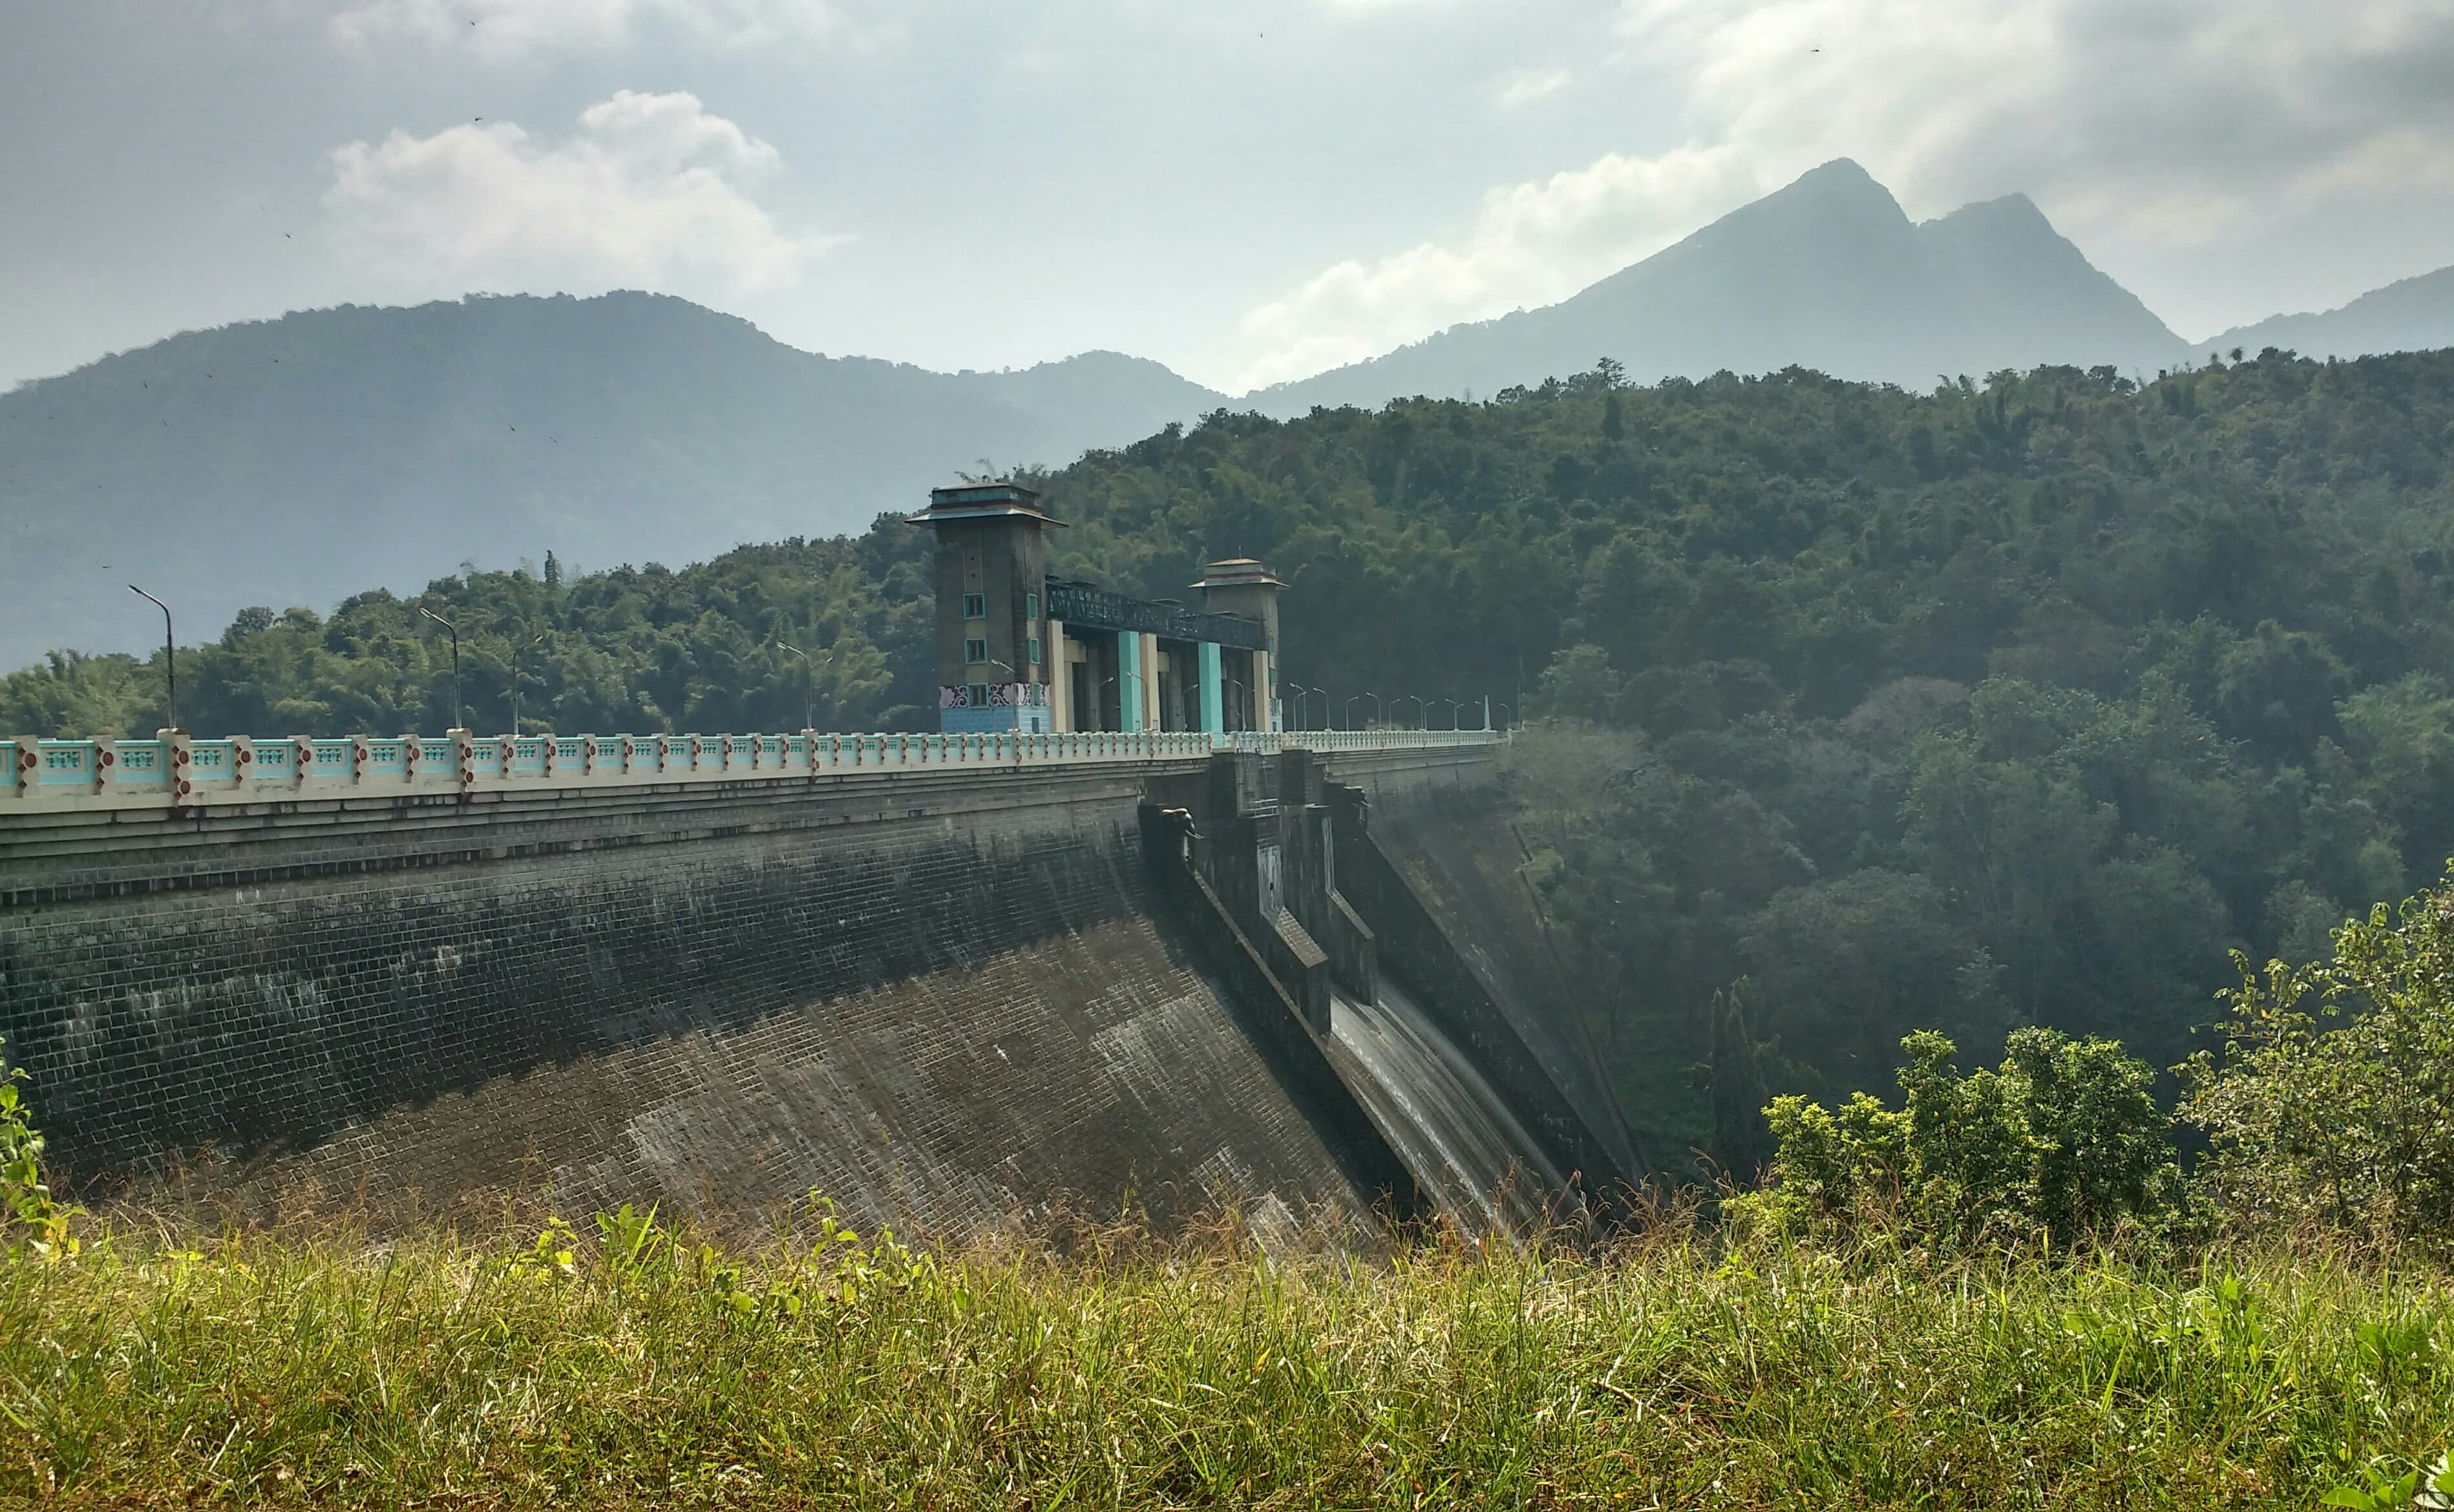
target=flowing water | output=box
[1325,976,1570,1236]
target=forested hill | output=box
[15,348,2454,1168]
[1250,159,2188,414]
[0,291,1225,668]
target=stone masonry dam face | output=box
[0,735,1635,1237]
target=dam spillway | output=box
[1326,978,1566,1235]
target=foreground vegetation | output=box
[3,870,2453,1507]
[0,1208,2448,1509]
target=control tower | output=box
[908,481,1063,733]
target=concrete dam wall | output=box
[0,738,1629,1236]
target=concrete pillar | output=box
[5,735,33,801]
[1253,649,1276,733]
[160,728,193,808]
[1199,642,1223,735]
[1119,629,1143,732]
[1048,620,1071,733]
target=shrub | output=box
[1736,1026,2184,1247]
[0,1036,76,1261]
[2179,870,2454,1254]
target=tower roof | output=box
[907,481,1067,527]
[1191,558,1286,590]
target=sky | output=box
[5,0,2453,395]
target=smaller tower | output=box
[1194,558,1289,733]
[910,482,1064,732]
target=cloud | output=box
[1490,66,1572,110]
[1611,0,2454,245]
[324,91,843,297]
[1233,0,2454,386]
[330,0,875,62]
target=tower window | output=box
[1027,636,1043,665]
[1024,592,1041,623]
[961,593,986,620]
[964,637,988,664]
[968,683,989,708]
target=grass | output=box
[1,1201,2449,1509]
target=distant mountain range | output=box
[6,158,2451,668]
[2205,264,2454,362]
[0,295,1225,667]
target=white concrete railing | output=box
[2,727,1507,815]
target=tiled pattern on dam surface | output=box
[0,802,1368,1234]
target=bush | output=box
[1737,1027,2185,1247]
[2180,869,2454,1254]
[0,1036,76,1261]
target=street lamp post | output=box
[417,607,462,732]
[1493,700,1514,730]
[511,632,546,737]
[777,642,832,731]
[127,585,176,731]
[1443,698,1467,730]
[1401,693,1428,728]
[1365,691,1382,728]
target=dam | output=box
[0,486,1640,1237]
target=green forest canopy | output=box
[12,347,2454,1170]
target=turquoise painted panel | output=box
[1119,632,1143,732]
[114,742,170,788]
[35,740,96,788]
[191,741,237,784]
[1199,642,1224,734]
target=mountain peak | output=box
[1749,157,1905,218]
[1253,160,2183,413]
[1793,156,1881,187]
[1925,191,2051,232]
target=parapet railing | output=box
[2,727,1505,814]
